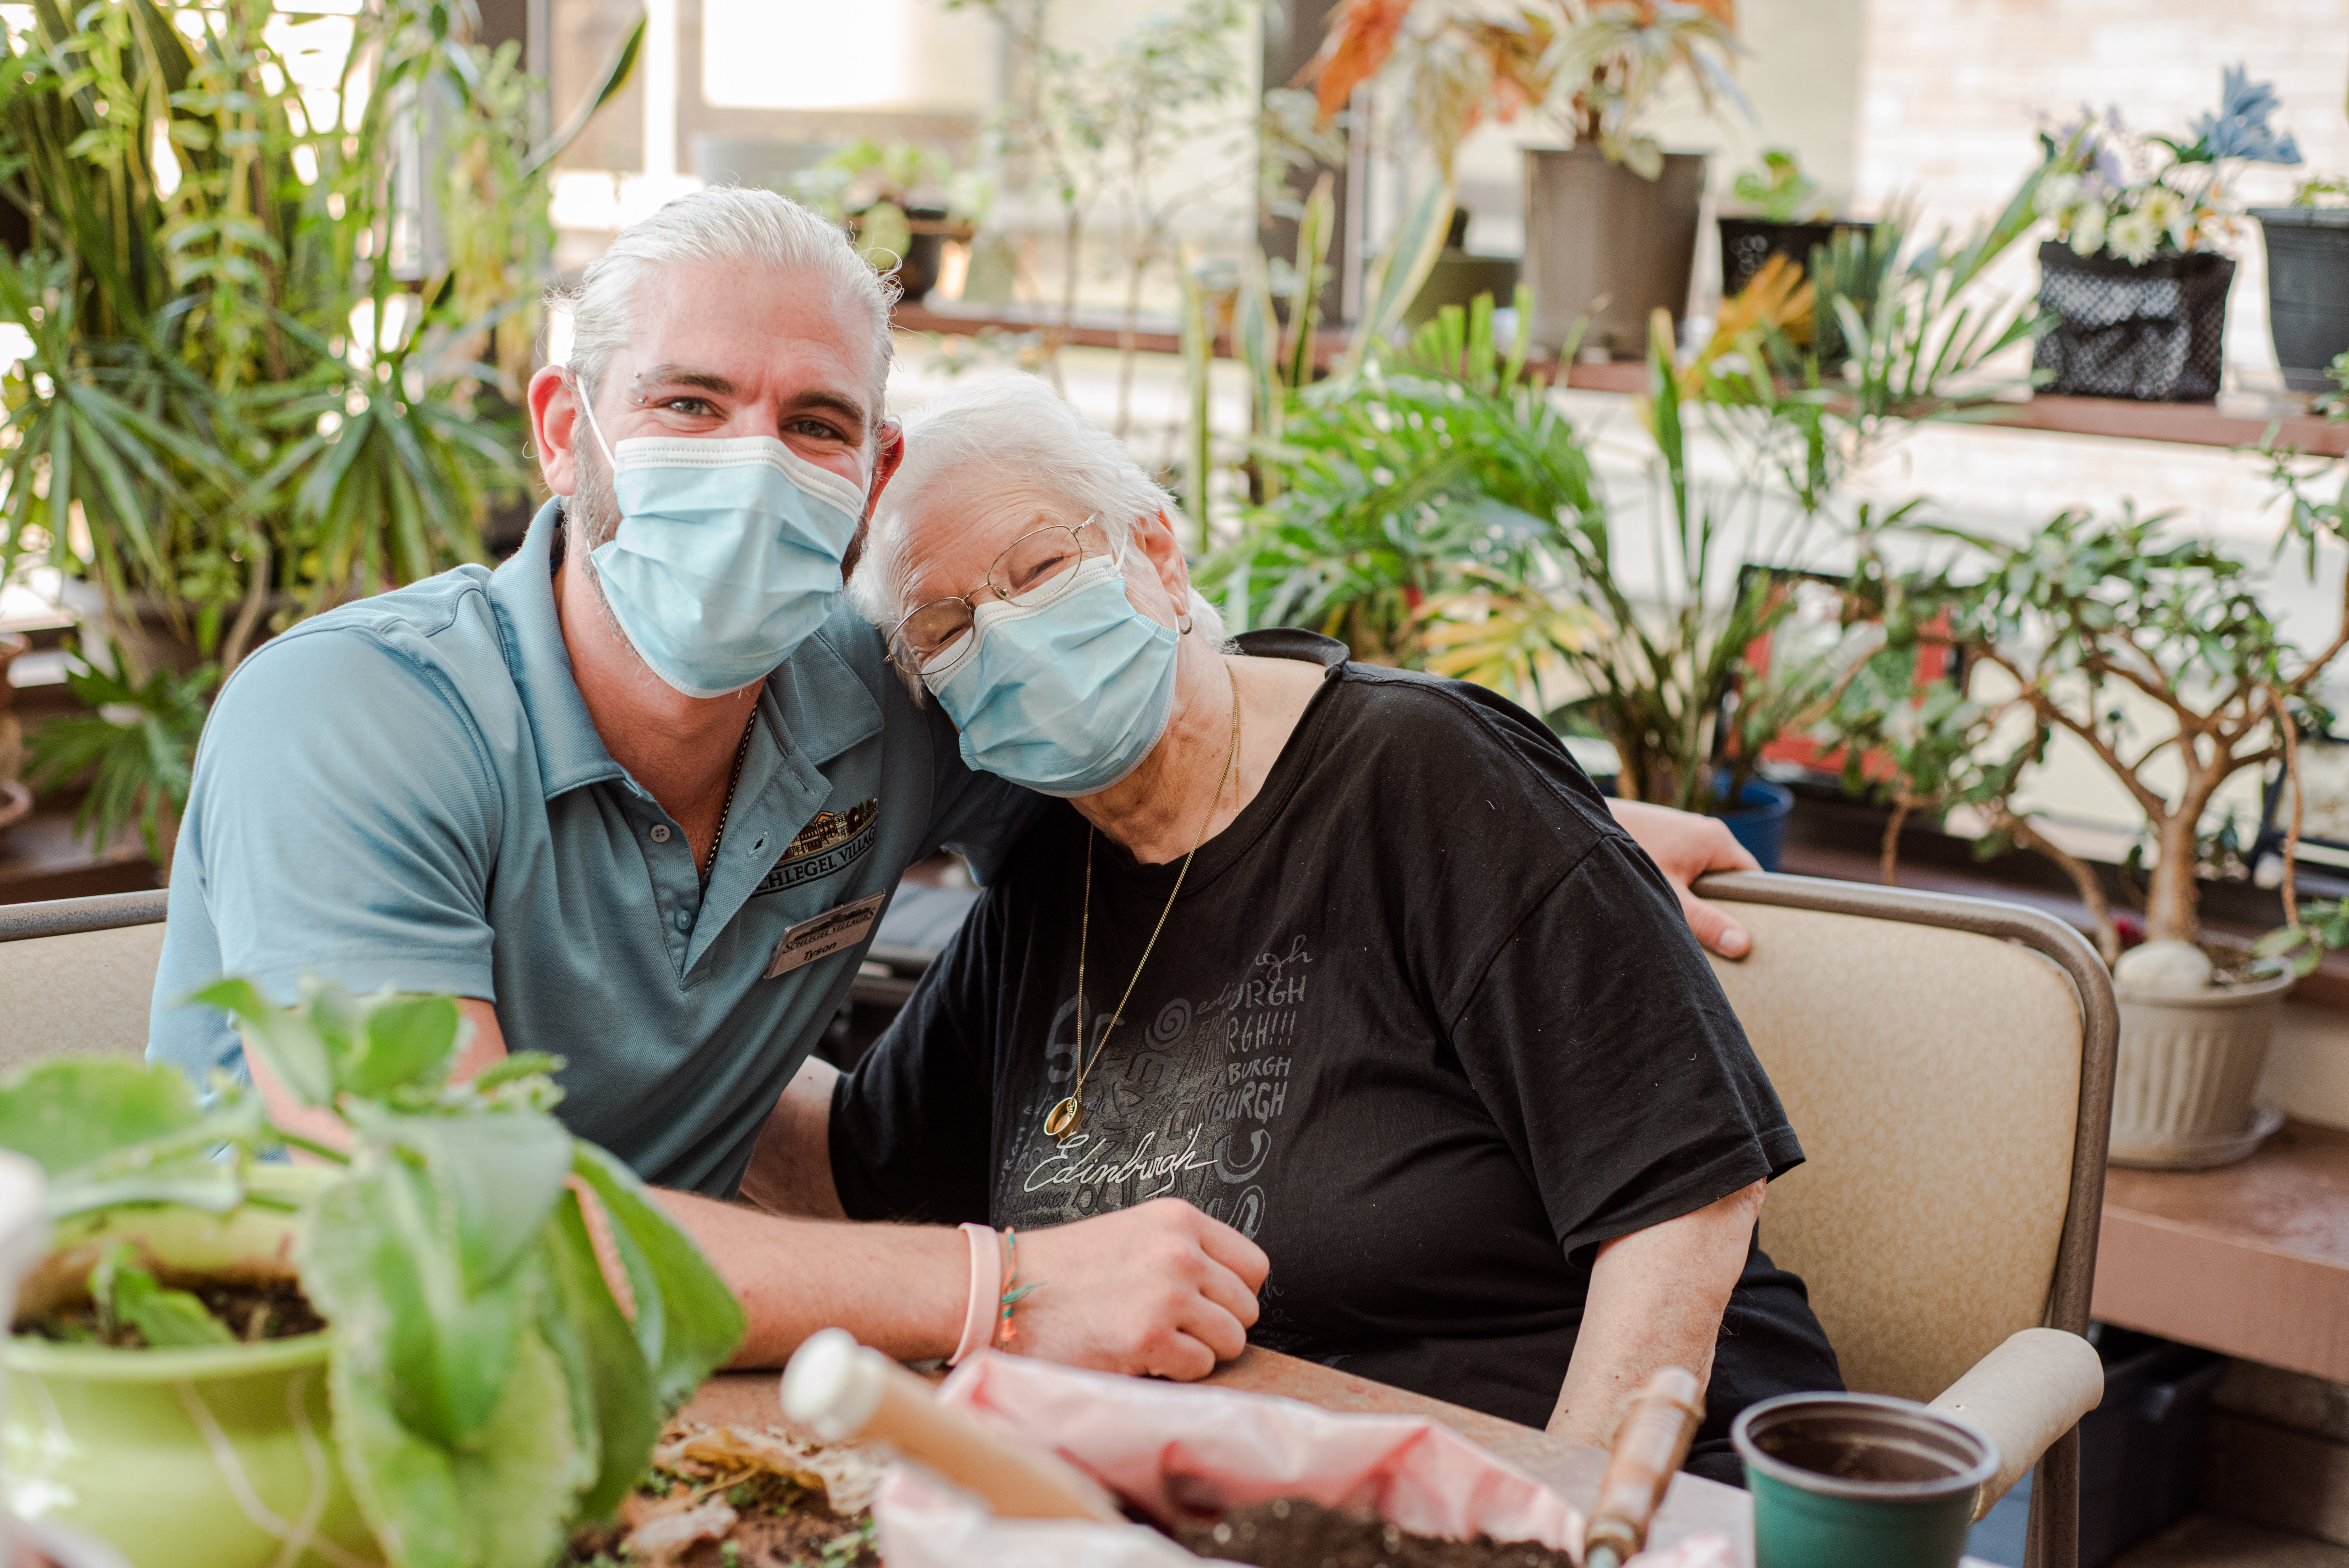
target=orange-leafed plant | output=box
[1299,0,1740,176]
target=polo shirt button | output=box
[674,908,692,931]
[649,824,671,843]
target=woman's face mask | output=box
[920,548,1180,798]
[575,388,866,698]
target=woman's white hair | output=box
[548,187,897,412]
[853,375,1227,649]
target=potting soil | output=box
[566,1421,885,1568]
[1172,1498,1576,1568]
[16,1275,324,1347]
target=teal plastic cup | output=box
[1734,1392,1999,1568]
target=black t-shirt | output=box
[832,630,1839,1477]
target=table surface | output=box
[685,1348,2000,1566]
[2096,1117,2349,1383]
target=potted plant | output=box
[1,976,745,1567]
[2031,66,2303,403]
[1820,473,2349,1167]
[2254,176,2349,394]
[790,138,986,306]
[1299,0,1742,360]
[0,629,27,838]
[1717,147,1873,299]
[0,1,640,867]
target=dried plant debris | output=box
[1174,1497,1576,1568]
[567,1421,886,1568]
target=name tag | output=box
[763,891,889,979]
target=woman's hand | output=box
[1606,798,1761,959]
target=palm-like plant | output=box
[0,0,637,864]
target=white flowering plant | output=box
[2034,66,2303,266]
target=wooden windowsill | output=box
[2095,1121,2349,1382]
[894,301,2346,456]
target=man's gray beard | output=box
[563,448,634,652]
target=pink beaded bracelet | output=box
[950,1222,1003,1366]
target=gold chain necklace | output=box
[700,711,757,886]
[1044,663,1242,1140]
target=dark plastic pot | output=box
[2076,1327,2225,1568]
[2034,241,2235,402]
[1717,778,1794,872]
[2252,207,2349,394]
[1717,218,1873,298]
[1735,1392,1998,1568]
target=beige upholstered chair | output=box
[0,890,169,1074]
[1697,871,2117,1568]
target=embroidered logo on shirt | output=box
[754,797,879,895]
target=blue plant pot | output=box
[1717,779,1794,872]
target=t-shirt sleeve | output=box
[1446,835,1802,1263]
[180,627,505,1007]
[828,883,1003,1225]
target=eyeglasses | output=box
[886,516,1113,673]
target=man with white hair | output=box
[149,187,1757,1376]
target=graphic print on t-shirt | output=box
[997,932,1314,1244]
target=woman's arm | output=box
[1546,1180,1766,1448]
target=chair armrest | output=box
[1929,1327,2104,1520]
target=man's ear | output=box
[866,420,907,515]
[529,364,582,497]
[843,421,905,583]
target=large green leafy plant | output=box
[0,0,637,857]
[0,978,744,1568]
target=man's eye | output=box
[788,418,845,440]
[662,397,716,417]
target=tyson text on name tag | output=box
[764,891,889,980]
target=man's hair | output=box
[547,187,898,415]
[850,376,1228,663]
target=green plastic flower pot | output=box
[1734,1392,1998,1568]
[4,1173,381,1568]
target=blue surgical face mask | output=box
[575,390,866,698]
[922,553,1180,797]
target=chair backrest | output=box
[1697,873,2116,1404]
[0,890,169,1074]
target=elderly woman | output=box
[793,376,1838,1478]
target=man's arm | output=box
[251,1001,1267,1377]
[1546,1180,1766,1447]
[1606,798,1759,959]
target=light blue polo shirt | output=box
[150,499,1032,1195]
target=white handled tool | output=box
[780,1328,1123,1523]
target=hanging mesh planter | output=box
[2032,241,2236,402]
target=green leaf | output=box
[0,1058,257,1216]
[327,1306,584,1568]
[300,1154,530,1450]
[539,1190,663,1519]
[348,1105,574,1294]
[93,1243,235,1348]
[569,1144,745,1409]
[342,994,463,1098]
[186,976,334,1106]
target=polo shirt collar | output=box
[491,500,623,800]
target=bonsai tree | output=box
[1825,492,2349,968]
[1,976,744,1568]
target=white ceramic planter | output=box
[2110,970,2293,1169]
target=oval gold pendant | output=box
[1044,1096,1081,1139]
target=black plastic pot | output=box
[2034,241,2235,402]
[2251,207,2349,394]
[1716,218,1872,298]
[2076,1327,2225,1568]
